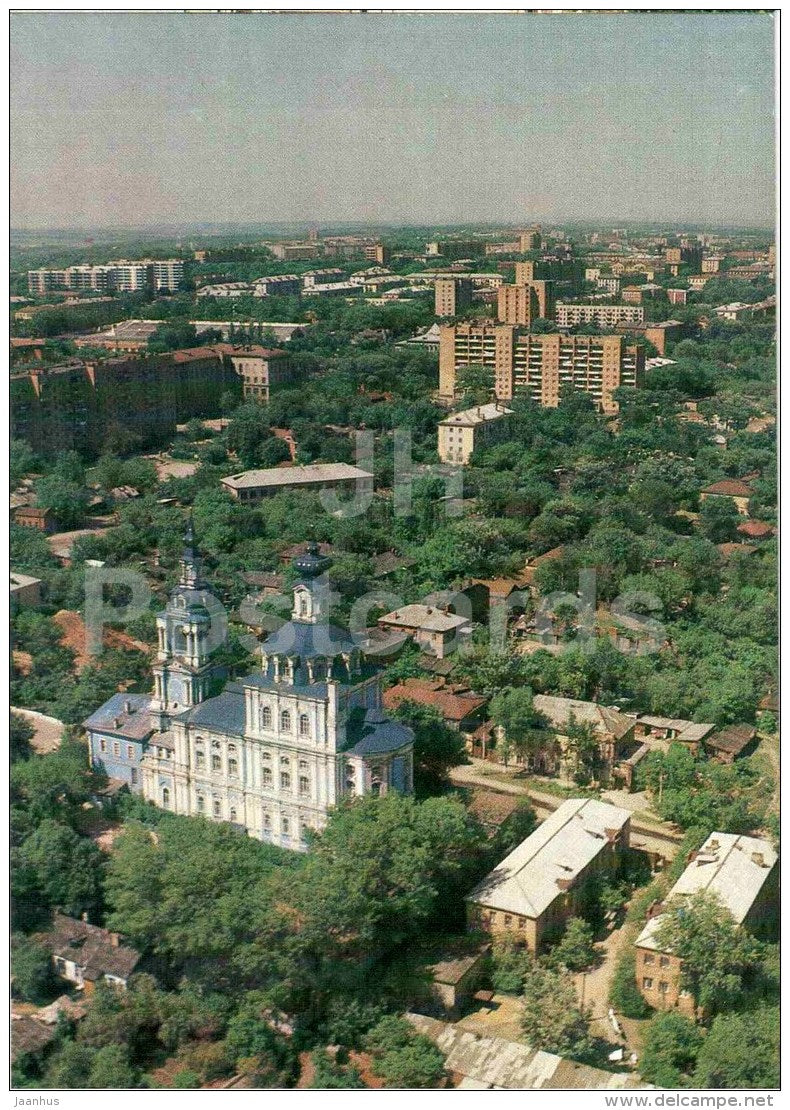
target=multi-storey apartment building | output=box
[221,345,292,402]
[556,303,645,328]
[635,832,778,1016]
[496,280,555,326]
[27,259,184,295]
[518,227,542,252]
[10,347,240,457]
[435,277,473,318]
[438,324,644,413]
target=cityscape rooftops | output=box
[378,604,471,634]
[83,692,154,741]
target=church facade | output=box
[84,528,414,850]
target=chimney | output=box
[124,700,132,714]
[81,911,89,923]
[113,717,120,729]
[752,851,766,867]
[110,932,121,948]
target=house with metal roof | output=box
[635,831,778,1016]
[466,798,631,952]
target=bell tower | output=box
[151,518,224,723]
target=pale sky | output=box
[10,11,776,229]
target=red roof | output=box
[702,478,753,498]
[383,678,487,723]
[737,520,775,538]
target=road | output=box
[449,759,682,861]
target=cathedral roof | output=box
[83,693,155,740]
[261,618,358,659]
[344,707,414,757]
[178,682,246,735]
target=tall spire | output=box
[179,513,204,589]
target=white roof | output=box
[439,403,514,427]
[10,571,41,591]
[466,798,631,918]
[221,464,373,491]
[378,604,471,633]
[636,831,778,951]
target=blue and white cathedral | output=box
[84,525,414,850]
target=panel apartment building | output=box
[438,324,644,414]
[28,259,184,295]
[556,303,645,328]
[497,279,555,326]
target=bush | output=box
[490,936,531,994]
[372,1037,446,1089]
[548,917,596,972]
[172,1069,201,1089]
[608,948,651,1018]
[639,1012,702,1088]
[11,934,57,1003]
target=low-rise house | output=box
[532,694,638,782]
[11,1014,57,1067]
[377,603,473,658]
[737,519,775,540]
[700,477,754,516]
[383,677,487,732]
[466,798,631,952]
[221,463,374,503]
[616,716,716,790]
[635,832,779,1016]
[714,301,754,322]
[425,948,489,1017]
[10,570,42,611]
[438,403,514,465]
[703,723,757,764]
[38,912,142,991]
[14,505,58,533]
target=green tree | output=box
[390,701,467,793]
[489,687,546,765]
[11,933,56,1002]
[11,713,34,763]
[639,1011,703,1088]
[520,963,594,1059]
[365,1016,445,1089]
[490,936,531,994]
[693,1007,779,1089]
[549,917,596,972]
[12,819,105,928]
[87,1043,140,1089]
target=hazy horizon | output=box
[11,11,776,230]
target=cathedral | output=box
[84,523,414,850]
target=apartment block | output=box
[221,463,374,503]
[496,280,555,326]
[665,244,703,272]
[635,832,778,1016]
[10,348,240,457]
[364,243,390,265]
[438,323,644,413]
[425,240,480,260]
[435,277,473,318]
[438,402,514,465]
[556,303,645,328]
[466,798,631,952]
[220,345,292,403]
[269,242,320,261]
[518,227,542,252]
[27,259,184,295]
[515,259,583,288]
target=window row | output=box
[261,769,311,795]
[258,707,312,736]
[262,811,311,840]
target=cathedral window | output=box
[230,808,237,823]
[281,816,291,836]
[280,710,291,731]
[197,795,205,813]
[299,714,310,737]
[262,810,271,830]
[371,780,382,797]
[213,799,221,818]
[162,787,170,808]
[299,759,309,770]
[113,742,121,757]
[299,820,310,841]
[262,767,272,787]
[195,750,205,769]
[228,757,238,777]
[299,596,308,616]
[299,775,310,796]
[212,753,222,771]
[260,705,272,729]
[99,738,107,753]
[280,771,291,790]
[126,745,134,759]
[281,755,290,765]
